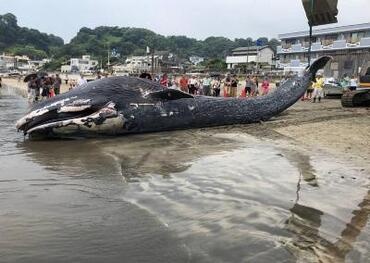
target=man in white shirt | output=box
[78,75,88,86]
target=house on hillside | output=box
[0,53,16,70]
[115,51,182,74]
[189,56,204,65]
[225,46,275,70]
[61,55,98,73]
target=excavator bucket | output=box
[302,0,338,26]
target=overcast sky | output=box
[1,0,369,43]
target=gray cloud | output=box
[1,0,369,43]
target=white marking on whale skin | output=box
[142,90,152,97]
[27,103,122,135]
[54,115,124,135]
[16,108,49,128]
[129,103,155,108]
[169,111,174,116]
[58,105,91,113]
[58,99,93,113]
[16,96,81,128]
[188,105,195,111]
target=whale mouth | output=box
[16,101,122,137]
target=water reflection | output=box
[16,133,370,262]
[286,172,370,263]
[19,131,242,179]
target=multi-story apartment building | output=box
[277,22,370,78]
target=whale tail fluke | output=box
[307,56,332,78]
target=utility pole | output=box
[256,45,259,73]
[107,43,110,72]
[151,48,154,76]
[302,0,338,66]
[307,0,314,66]
[246,45,249,73]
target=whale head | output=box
[16,77,168,138]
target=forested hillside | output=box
[1,13,280,69]
[0,13,64,59]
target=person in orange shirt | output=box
[179,75,189,93]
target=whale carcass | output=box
[16,57,331,139]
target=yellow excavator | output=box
[341,62,370,107]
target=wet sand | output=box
[264,100,369,173]
[1,82,370,262]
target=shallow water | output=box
[0,87,369,263]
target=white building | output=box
[189,56,204,65]
[226,46,275,70]
[277,22,370,77]
[124,56,151,73]
[115,55,160,74]
[0,53,50,73]
[0,53,16,70]
[61,55,98,73]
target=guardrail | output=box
[277,37,370,54]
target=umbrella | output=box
[23,73,37,82]
[23,72,48,82]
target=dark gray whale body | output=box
[16,57,330,139]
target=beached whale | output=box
[16,56,330,139]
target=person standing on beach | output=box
[41,77,51,100]
[245,75,253,97]
[230,75,238,97]
[212,77,221,97]
[54,74,62,95]
[312,74,324,103]
[160,73,169,88]
[253,76,259,96]
[349,75,358,91]
[0,77,2,88]
[96,72,102,80]
[78,75,87,87]
[188,75,198,95]
[261,77,270,95]
[202,75,212,96]
[224,75,231,97]
[179,75,189,93]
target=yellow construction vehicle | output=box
[342,62,370,107]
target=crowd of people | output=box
[140,72,271,98]
[26,74,62,102]
[301,73,359,103]
[24,71,274,103]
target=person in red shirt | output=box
[261,77,270,95]
[179,75,189,93]
[160,73,169,88]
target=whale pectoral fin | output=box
[147,89,194,101]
